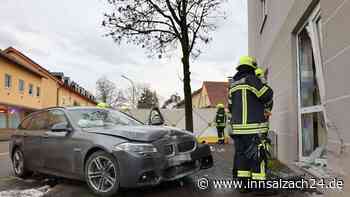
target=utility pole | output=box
[121,75,135,108]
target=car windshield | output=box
[68,108,143,128]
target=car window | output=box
[68,108,142,128]
[19,116,32,130]
[28,112,49,130]
[48,110,69,128]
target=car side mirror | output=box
[51,122,72,132]
[148,107,164,126]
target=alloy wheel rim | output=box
[13,151,23,175]
[87,156,117,193]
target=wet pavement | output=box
[0,142,310,197]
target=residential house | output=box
[0,47,96,136]
[177,81,229,109]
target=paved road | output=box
[0,141,11,177]
[0,143,308,196]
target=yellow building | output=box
[177,81,229,109]
[0,47,96,133]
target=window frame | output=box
[36,86,40,97]
[47,109,71,130]
[28,84,34,96]
[296,4,327,161]
[259,0,268,34]
[18,79,25,93]
[4,74,12,89]
[18,115,33,130]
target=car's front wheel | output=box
[85,151,120,197]
[12,148,32,178]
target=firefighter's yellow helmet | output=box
[237,56,257,70]
[216,103,225,108]
[255,67,265,77]
[97,102,109,108]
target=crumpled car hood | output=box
[85,125,192,142]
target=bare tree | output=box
[102,0,226,131]
[137,87,159,109]
[122,83,149,108]
[96,76,124,107]
[162,93,181,109]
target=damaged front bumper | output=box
[114,143,213,188]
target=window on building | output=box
[36,87,40,97]
[0,110,7,129]
[29,84,34,96]
[19,79,25,92]
[297,5,327,160]
[4,74,12,88]
[8,109,21,129]
[259,0,268,33]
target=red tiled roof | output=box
[176,81,229,108]
[203,81,229,108]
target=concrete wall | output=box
[41,77,59,108]
[249,0,318,163]
[249,0,350,190]
[321,0,350,187]
[58,87,95,107]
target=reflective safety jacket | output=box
[228,73,273,135]
[215,109,227,128]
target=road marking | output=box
[0,152,9,157]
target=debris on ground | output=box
[0,186,50,197]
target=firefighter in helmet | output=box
[228,56,274,189]
[215,103,226,144]
[255,67,267,84]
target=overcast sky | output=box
[0,0,247,103]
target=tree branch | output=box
[165,0,181,24]
[145,0,181,38]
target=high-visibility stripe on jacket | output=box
[228,74,273,135]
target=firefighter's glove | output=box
[258,142,272,162]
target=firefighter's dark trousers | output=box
[232,134,266,181]
[216,127,225,144]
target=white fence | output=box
[125,108,232,143]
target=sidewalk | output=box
[0,141,9,154]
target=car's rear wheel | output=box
[12,148,32,178]
[85,151,120,197]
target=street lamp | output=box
[121,75,135,108]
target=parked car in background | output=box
[9,107,213,197]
